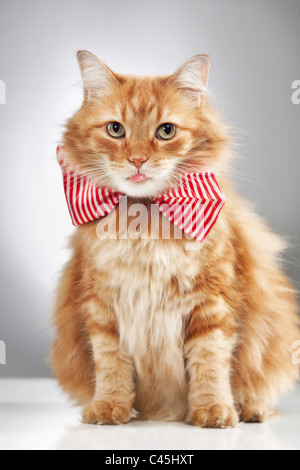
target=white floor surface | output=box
[0,379,299,450]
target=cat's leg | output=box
[232,349,272,423]
[184,304,239,428]
[232,335,271,423]
[51,257,95,405]
[231,278,299,424]
[82,299,136,425]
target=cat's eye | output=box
[106,122,126,139]
[156,123,176,140]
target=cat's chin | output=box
[113,177,166,199]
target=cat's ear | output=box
[77,50,117,100]
[169,55,210,105]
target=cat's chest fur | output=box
[92,235,202,419]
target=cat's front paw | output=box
[190,404,239,429]
[239,399,269,423]
[82,400,136,425]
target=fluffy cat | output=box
[51,51,299,428]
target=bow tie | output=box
[57,146,225,243]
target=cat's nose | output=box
[129,158,147,170]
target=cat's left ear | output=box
[77,50,118,101]
[169,55,210,105]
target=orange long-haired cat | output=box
[51,51,299,428]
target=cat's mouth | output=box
[127,173,152,183]
[115,171,166,198]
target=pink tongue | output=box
[130,174,147,183]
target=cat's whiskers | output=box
[230,171,274,190]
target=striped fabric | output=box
[154,172,225,243]
[58,148,225,243]
[60,164,123,226]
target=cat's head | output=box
[63,51,229,198]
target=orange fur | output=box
[51,52,299,428]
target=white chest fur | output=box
[92,236,201,419]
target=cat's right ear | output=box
[77,50,117,101]
[169,55,210,106]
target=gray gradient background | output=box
[0,0,299,377]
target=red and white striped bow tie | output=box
[57,147,225,243]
